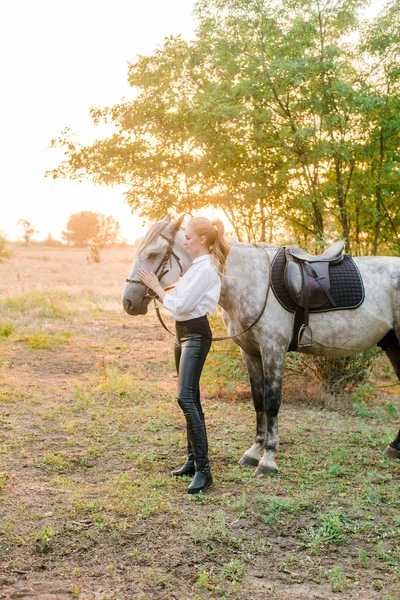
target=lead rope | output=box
[153,245,272,343]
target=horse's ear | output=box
[169,214,185,233]
[162,215,172,224]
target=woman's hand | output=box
[138,269,160,291]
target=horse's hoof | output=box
[255,463,279,477]
[383,445,400,460]
[239,455,259,467]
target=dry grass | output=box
[0,246,134,310]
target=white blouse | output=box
[162,254,221,321]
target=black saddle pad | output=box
[271,247,365,313]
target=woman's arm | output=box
[162,268,216,316]
[137,269,167,301]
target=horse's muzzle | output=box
[122,298,148,316]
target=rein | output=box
[154,245,272,343]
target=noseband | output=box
[125,233,183,298]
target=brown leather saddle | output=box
[284,241,345,349]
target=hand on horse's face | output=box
[138,269,159,291]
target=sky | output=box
[0,0,196,243]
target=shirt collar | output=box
[192,254,211,265]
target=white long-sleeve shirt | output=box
[162,254,221,321]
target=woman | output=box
[138,216,230,494]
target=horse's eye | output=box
[148,252,158,259]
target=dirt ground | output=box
[0,246,399,600]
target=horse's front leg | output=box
[238,350,265,467]
[255,351,285,476]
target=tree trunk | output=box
[334,158,351,253]
[373,128,385,255]
[259,197,266,242]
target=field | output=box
[0,246,399,600]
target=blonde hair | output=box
[187,216,230,277]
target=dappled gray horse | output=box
[122,215,400,474]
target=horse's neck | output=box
[220,243,274,315]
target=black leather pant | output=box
[174,316,212,473]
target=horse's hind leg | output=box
[378,330,400,459]
[238,350,265,467]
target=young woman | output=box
[138,216,230,494]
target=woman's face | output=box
[184,223,207,258]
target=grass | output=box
[325,566,348,592]
[16,330,73,349]
[0,246,399,599]
[0,320,14,337]
[298,511,353,555]
[1,291,73,319]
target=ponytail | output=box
[187,216,230,278]
[210,219,230,277]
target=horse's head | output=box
[122,214,191,316]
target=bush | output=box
[87,245,101,263]
[286,347,379,394]
[0,235,12,262]
[203,310,248,396]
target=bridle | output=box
[125,233,183,299]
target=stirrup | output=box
[298,324,313,348]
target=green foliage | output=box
[202,311,248,395]
[0,320,14,338]
[203,341,248,396]
[253,494,299,524]
[298,511,352,554]
[0,291,71,319]
[324,566,348,592]
[0,471,8,490]
[358,548,370,568]
[94,367,138,400]
[48,0,400,252]
[17,331,72,349]
[221,559,246,582]
[41,452,71,472]
[34,524,56,554]
[195,568,213,589]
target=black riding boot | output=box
[187,421,213,494]
[171,426,196,477]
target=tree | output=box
[95,214,121,247]
[62,211,121,247]
[62,211,99,246]
[47,0,400,252]
[17,219,37,245]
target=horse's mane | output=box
[134,220,168,257]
